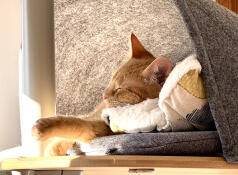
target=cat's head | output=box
[103,34,172,108]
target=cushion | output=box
[69,131,222,156]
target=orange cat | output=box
[32,34,172,156]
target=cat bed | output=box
[101,55,214,133]
[69,131,221,156]
[55,0,238,162]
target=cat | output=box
[31,34,172,156]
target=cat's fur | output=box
[32,34,172,156]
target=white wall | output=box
[0,0,21,151]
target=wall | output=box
[21,0,55,156]
[0,0,21,151]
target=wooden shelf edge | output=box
[1,155,238,171]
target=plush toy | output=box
[101,54,209,133]
[102,98,169,133]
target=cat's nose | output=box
[103,95,108,100]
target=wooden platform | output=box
[2,156,238,175]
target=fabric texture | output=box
[70,131,222,156]
[186,102,215,130]
[173,0,238,163]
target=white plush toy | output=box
[102,98,169,133]
[101,54,207,133]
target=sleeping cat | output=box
[32,34,172,156]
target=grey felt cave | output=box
[55,0,238,163]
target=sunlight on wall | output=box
[0,0,21,151]
[20,0,55,156]
[18,50,40,157]
[19,94,41,156]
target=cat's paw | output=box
[44,146,60,157]
[44,139,76,157]
[44,145,66,157]
[32,118,54,141]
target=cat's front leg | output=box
[32,116,113,143]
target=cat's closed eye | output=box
[115,88,123,92]
[114,88,129,96]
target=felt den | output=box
[1,0,238,174]
[55,0,238,163]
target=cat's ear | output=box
[131,33,152,58]
[142,56,172,86]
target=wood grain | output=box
[217,0,238,13]
[2,156,238,174]
[217,0,229,8]
[230,0,238,13]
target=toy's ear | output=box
[131,33,152,58]
[142,56,172,86]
